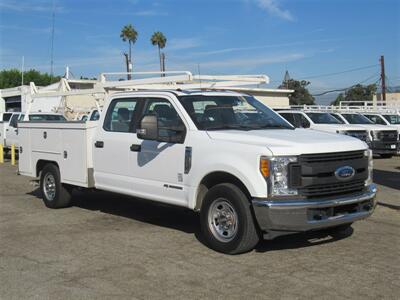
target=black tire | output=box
[200,183,260,254]
[40,164,72,208]
[380,154,393,159]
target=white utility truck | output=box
[278,110,369,142]
[0,112,21,148]
[5,113,66,149]
[18,90,377,254]
[330,112,399,158]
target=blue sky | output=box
[0,0,399,103]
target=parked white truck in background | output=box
[330,112,399,158]
[18,90,377,254]
[277,110,369,142]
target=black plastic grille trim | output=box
[299,150,364,163]
[299,180,365,197]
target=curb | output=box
[377,202,400,210]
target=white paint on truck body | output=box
[18,91,369,210]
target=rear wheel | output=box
[380,154,393,159]
[200,183,259,254]
[40,164,72,208]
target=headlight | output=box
[260,156,298,196]
[364,149,373,185]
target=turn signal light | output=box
[260,158,270,177]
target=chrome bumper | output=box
[252,184,377,239]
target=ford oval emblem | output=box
[335,166,355,181]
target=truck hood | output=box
[310,124,366,132]
[352,124,399,131]
[207,128,367,156]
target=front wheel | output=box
[40,164,72,208]
[200,183,260,254]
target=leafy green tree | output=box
[150,31,167,72]
[331,93,345,106]
[330,84,377,106]
[279,79,315,105]
[120,24,138,70]
[0,69,60,89]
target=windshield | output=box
[177,95,293,130]
[382,114,400,125]
[342,113,373,124]
[2,113,12,122]
[329,113,346,124]
[29,114,66,121]
[306,112,341,124]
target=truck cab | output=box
[18,90,377,254]
[330,112,399,158]
[278,110,369,142]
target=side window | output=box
[365,115,384,125]
[103,99,139,133]
[142,98,185,138]
[143,98,183,127]
[279,113,296,127]
[297,114,310,128]
[9,114,19,128]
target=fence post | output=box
[11,144,16,165]
[0,144,3,164]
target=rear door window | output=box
[103,98,140,133]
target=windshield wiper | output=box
[244,124,292,130]
[205,124,253,131]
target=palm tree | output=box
[150,31,167,73]
[120,24,138,78]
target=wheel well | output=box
[195,171,251,210]
[36,160,59,177]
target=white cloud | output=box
[168,38,203,51]
[132,10,168,16]
[0,0,65,13]
[253,0,294,21]
[198,53,305,69]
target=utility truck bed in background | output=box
[18,121,97,188]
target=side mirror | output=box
[137,114,159,141]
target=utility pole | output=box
[50,0,55,78]
[21,56,24,86]
[380,55,386,101]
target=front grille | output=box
[299,180,365,197]
[292,150,368,198]
[377,130,398,142]
[299,150,364,163]
[345,130,368,142]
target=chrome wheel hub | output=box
[43,173,56,201]
[208,199,238,242]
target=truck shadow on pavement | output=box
[373,169,400,190]
[28,188,354,253]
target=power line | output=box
[311,73,380,96]
[300,64,379,80]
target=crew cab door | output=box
[128,97,187,206]
[93,97,142,193]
